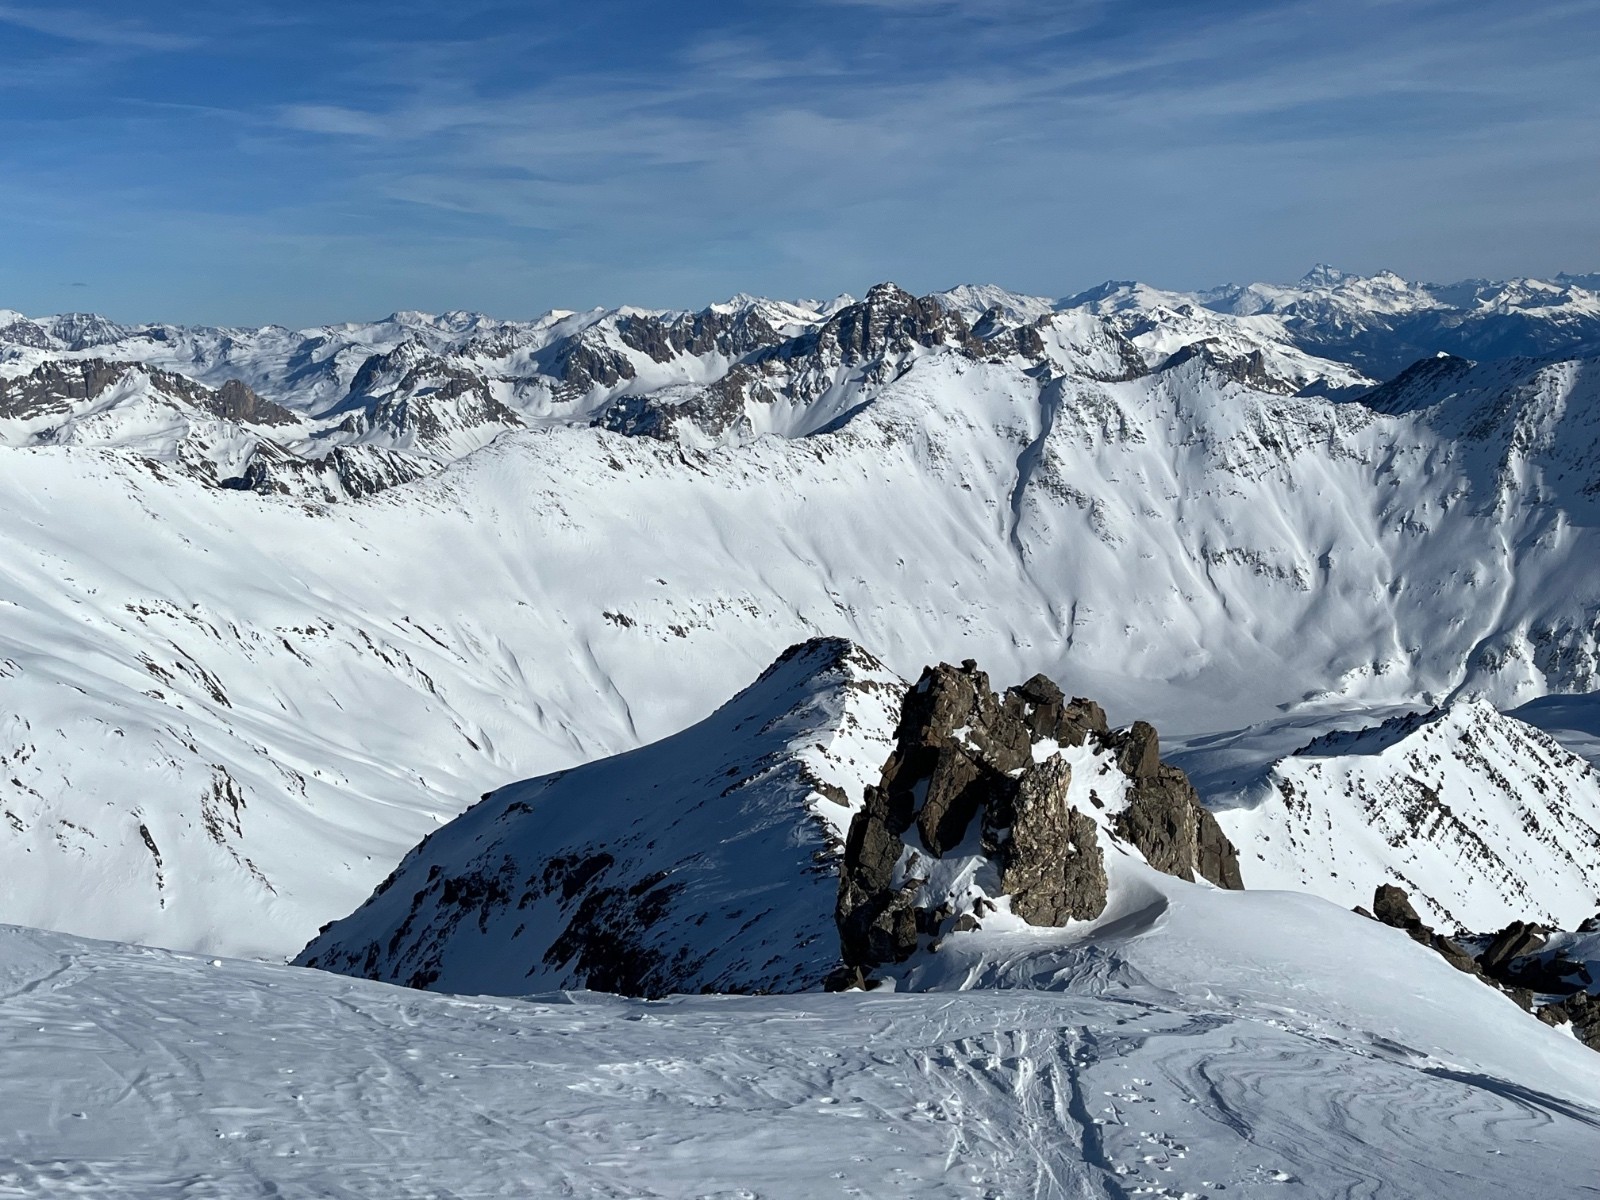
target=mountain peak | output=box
[1299,263,1352,287]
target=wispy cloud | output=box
[0,3,199,50]
[2,0,1598,324]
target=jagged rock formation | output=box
[1463,914,1600,1049]
[1367,883,1482,977]
[1107,720,1243,890]
[299,646,1248,998]
[835,660,1241,979]
[0,356,437,502]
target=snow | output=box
[1206,701,1600,929]
[7,272,1600,1194]
[4,328,1600,959]
[295,639,907,996]
[8,864,1600,1197]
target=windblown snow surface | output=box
[5,869,1600,1199]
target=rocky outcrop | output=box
[0,359,297,428]
[1537,990,1600,1050]
[1159,340,1301,395]
[616,306,785,363]
[1368,883,1482,975]
[806,283,981,369]
[592,366,780,443]
[997,756,1107,927]
[1368,886,1600,1050]
[834,659,1242,980]
[0,360,129,419]
[1107,721,1244,890]
[221,443,438,502]
[335,345,522,453]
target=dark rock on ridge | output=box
[1537,990,1600,1050]
[1368,883,1481,975]
[0,359,296,427]
[836,658,1242,975]
[997,756,1107,927]
[1107,721,1243,890]
[1368,889,1600,1049]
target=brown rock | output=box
[998,757,1107,925]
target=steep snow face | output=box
[296,640,906,996]
[9,875,1600,1197]
[1211,702,1600,930]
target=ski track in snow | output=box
[3,923,1599,1200]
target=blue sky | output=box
[1,0,1597,326]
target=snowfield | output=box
[5,867,1600,1199]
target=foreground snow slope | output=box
[7,867,1600,1198]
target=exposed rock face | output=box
[807,283,980,369]
[1476,920,1549,979]
[0,360,130,419]
[337,345,523,454]
[1537,991,1600,1050]
[835,658,1242,978]
[0,358,299,429]
[592,366,780,443]
[997,757,1107,927]
[221,443,438,502]
[1159,341,1301,395]
[1108,722,1244,891]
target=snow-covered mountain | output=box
[12,269,1600,1196]
[1210,701,1600,930]
[297,643,1248,996]
[5,273,1600,960]
[1066,264,1600,377]
[298,639,907,996]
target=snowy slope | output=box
[6,330,1600,958]
[5,277,1600,959]
[1512,692,1600,767]
[1209,702,1600,930]
[298,639,906,996]
[8,871,1600,1198]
